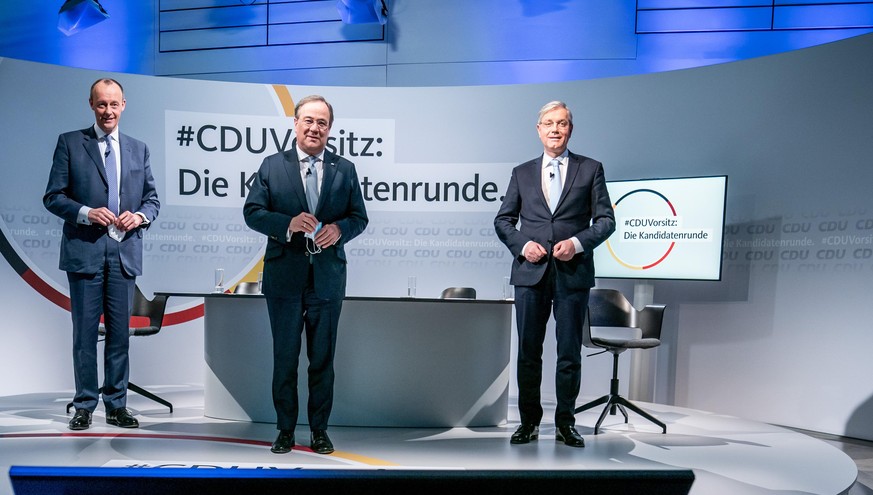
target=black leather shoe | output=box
[106,408,139,428]
[310,429,334,454]
[271,430,295,454]
[556,425,585,448]
[510,423,539,444]
[68,409,92,430]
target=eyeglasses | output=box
[538,120,571,129]
[299,117,329,131]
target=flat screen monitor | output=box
[594,175,727,281]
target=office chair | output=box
[574,288,667,434]
[440,287,476,299]
[233,281,260,294]
[66,286,173,413]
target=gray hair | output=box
[537,100,573,124]
[295,94,334,127]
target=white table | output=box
[160,293,513,427]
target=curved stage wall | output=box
[1,33,872,442]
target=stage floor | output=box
[0,386,860,494]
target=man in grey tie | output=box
[44,78,160,431]
[494,100,615,448]
[244,95,369,455]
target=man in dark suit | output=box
[44,78,160,431]
[243,95,368,455]
[495,101,615,448]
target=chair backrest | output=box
[583,289,666,350]
[97,286,168,337]
[233,281,260,294]
[588,289,637,328]
[128,286,168,336]
[98,286,167,337]
[440,287,476,299]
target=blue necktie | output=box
[305,155,319,212]
[104,135,119,215]
[549,158,561,212]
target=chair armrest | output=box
[638,305,666,339]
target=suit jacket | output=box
[494,151,615,289]
[44,126,160,276]
[243,148,369,300]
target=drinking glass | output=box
[213,268,225,293]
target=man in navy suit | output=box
[44,78,160,431]
[495,101,615,448]
[244,95,368,455]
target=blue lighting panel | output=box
[159,0,266,9]
[775,0,872,4]
[774,4,873,29]
[638,0,770,8]
[160,25,266,51]
[638,6,773,33]
[270,1,341,24]
[269,21,381,44]
[160,5,267,31]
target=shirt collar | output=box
[297,145,324,163]
[94,124,118,142]
[542,150,569,169]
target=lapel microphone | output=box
[549,172,555,179]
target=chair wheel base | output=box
[65,382,172,414]
[575,393,666,435]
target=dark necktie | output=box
[104,135,119,215]
[305,155,319,212]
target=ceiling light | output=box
[336,0,387,25]
[58,0,109,36]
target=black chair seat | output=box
[130,326,160,337]
[233,281,260,294]
[98,326,160,338]
[591,336,660,350]
[441,287,476,299]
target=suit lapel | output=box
[84,127,108,186]
[562,153,582,196]
[524,158,548,209]
[551,153,582,211]
[282,149,309,210]
[320,153,339,210]
[117,133,132,204]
